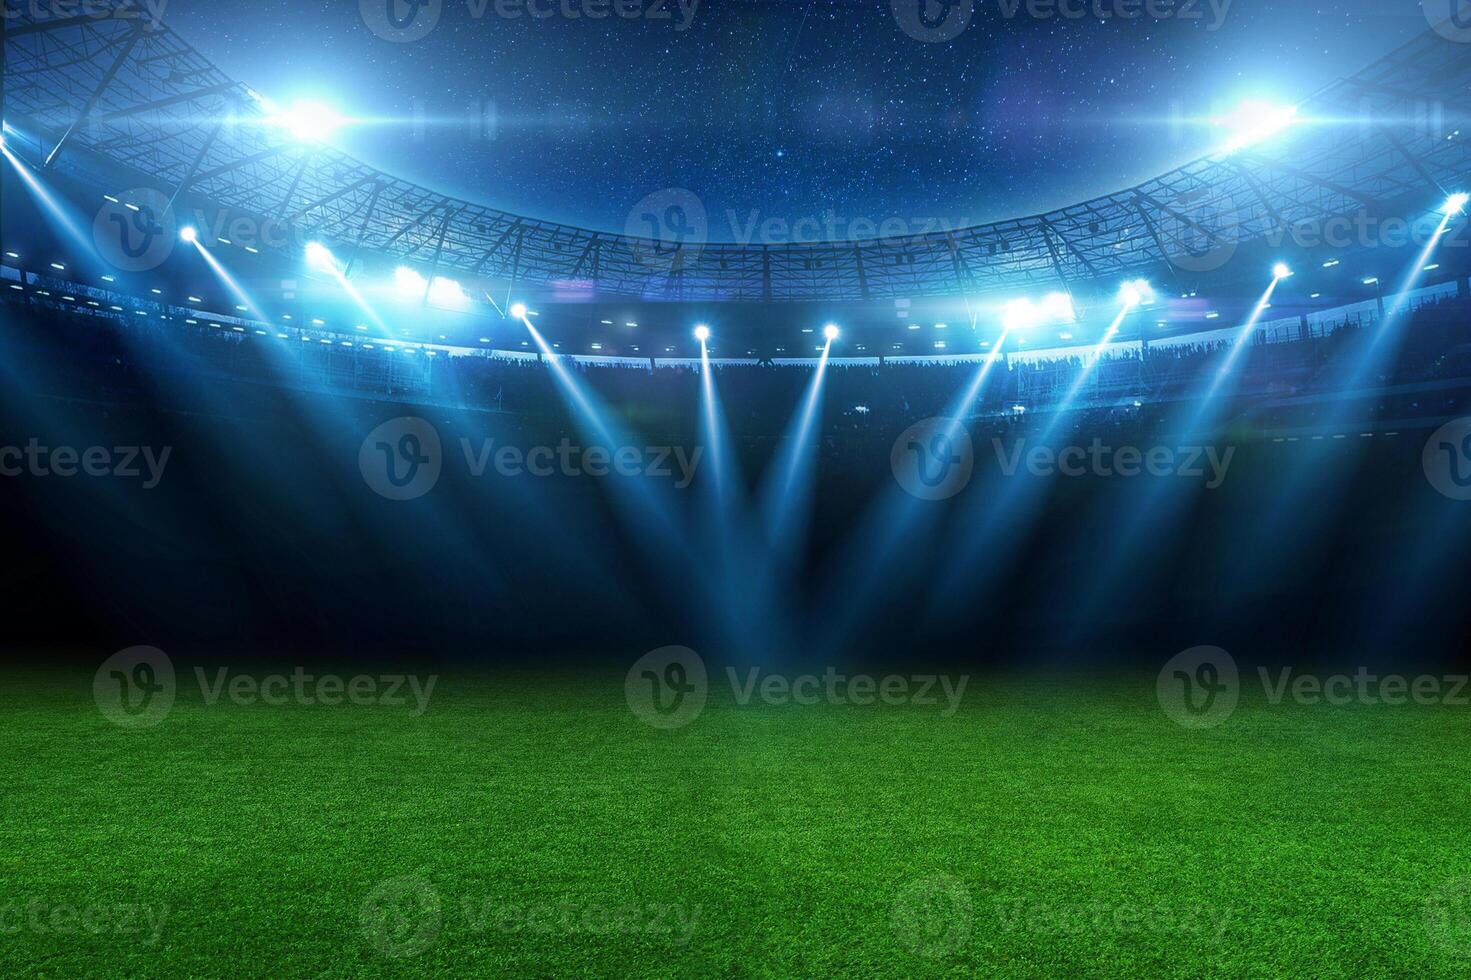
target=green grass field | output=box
[4,668,1471,977]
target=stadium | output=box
[4,1,1471,974]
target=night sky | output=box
[163,0,1429,240]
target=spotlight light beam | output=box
[917,297,1140,620]
[189,239,268,322]
[308,243,391,335]
[1174,271,1284,442]
[1067,266,1310,628]
[1,143,106,271]
[808,328,1014,661]
[516,314,722,623]
[697,334,742,515]
[694,336,772,650]
[759,337,833,553]
[1214,201,1468,601]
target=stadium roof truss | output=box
[6,8,1471,302]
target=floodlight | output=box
[823,323,840,341]
[179,226,198,244]
[393,266,427,299]
[1273,262,1293,280]
[1002,298,1038,331]
[694,324,711,342]
[510,302,528,320]
[1041,292,1076,322]
[1214,101,1299,153]
[305,241,336,271]
[428,276,468,309]
[1445,193,1469,216]
[276,100,344,143]
[1120,279,1155,307]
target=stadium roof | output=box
[6,8,1471,301]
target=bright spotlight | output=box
[1444,193,1470,216]
[1120,279,1155,308]
[393,266,428,300]
[1040,292,1076,322]
[510,302,528,320]
[694,324,711,342]
[179,226,198,244]
[1273,262,1293,280]
[823,323,840,341]
[305,241,337,272]
[1002,298,1038,331]
[273,100,345,143]
[428,276,469,310]
[1214,100,1299,154]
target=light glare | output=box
[1215,100,1299,154]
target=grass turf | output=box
[3,668,1471,976]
